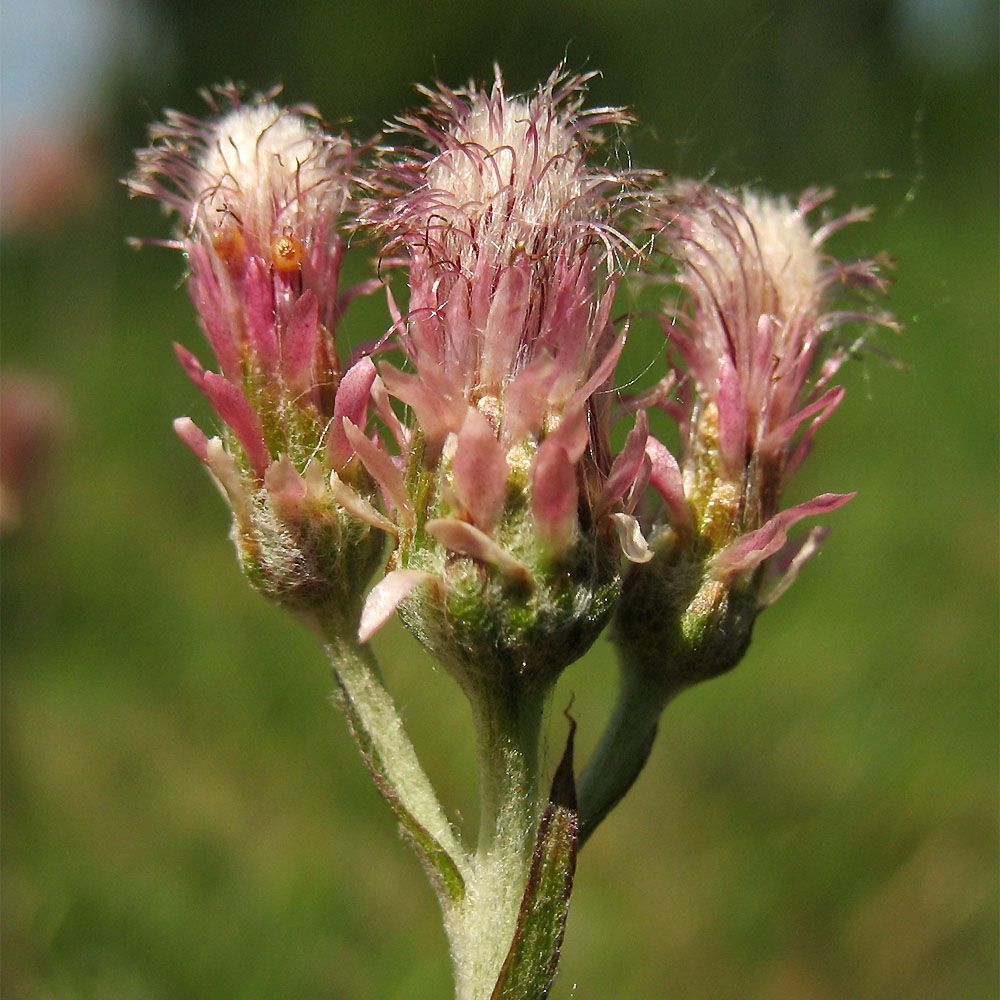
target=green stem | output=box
[576,666,680,845]
[317,605,561,1000]
[317,610,469,886]
[473,682,544,859]
[447,679,546,1000]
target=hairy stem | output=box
[318,607,562,1000]
[447,679,547,1000]
[317,609,469,880]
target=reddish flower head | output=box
[615,181,894,686]
[356,68,650,688]
[651,183,894,583]
[127,87,383,615]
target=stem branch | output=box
[318,612,469,881]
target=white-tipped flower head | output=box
[131,88,350,267]
[417,80,601,271]
[128,87,384,621]
[357,68,650,694]
[614,182,894,689]
[194,103,349,253]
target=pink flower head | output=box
[127,87,384,614]
[371,66,636,434]
[128,86,373,469]
[367,66,646,534]
[357,68,650,685]
[643,182,894,594]
[611,181,894,689]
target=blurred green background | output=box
[2,0,997,997]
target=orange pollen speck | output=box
[211,225,244,262]
[271,233,305,271]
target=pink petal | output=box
[481,263,530,387]
[716,355,748,477]
[532,439,578,551]
[783,386,846,478]
[188,245,241,380]
[328,358,377,469]
[370,375,409,451]
[468,250,497,333]
[645,436,691,532]
[200,372,270,479]
[173,416,209,462]
[540,260,593,376]
[758,525,830,608]
[379,364,461,454]
[359,569,436,642]
[244,256,278,368]
[576,331,626,403]
[598,410,648,517]
[281,290,319,389]
[546,402,589,463]
[263,454,307,518]
[503,359,556,445]
[624,452,652,515]
[762,384,844,454]
[426,518,531,583]
[263,454,305,495]
[453,407,508,530]
[752,314,778,387]
[713,491,855,579]
[173,342,206,390]
[443,275,476,372]
[342,419,411,524]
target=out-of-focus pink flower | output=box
[0,374,68,533]
[127,88,383,613]
[356,68,649,686]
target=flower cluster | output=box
[128,71,892,710]
[130,70,895,1000]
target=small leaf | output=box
[357,568,434,642]
[491,719,579,1000]
[712,491,855,579]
